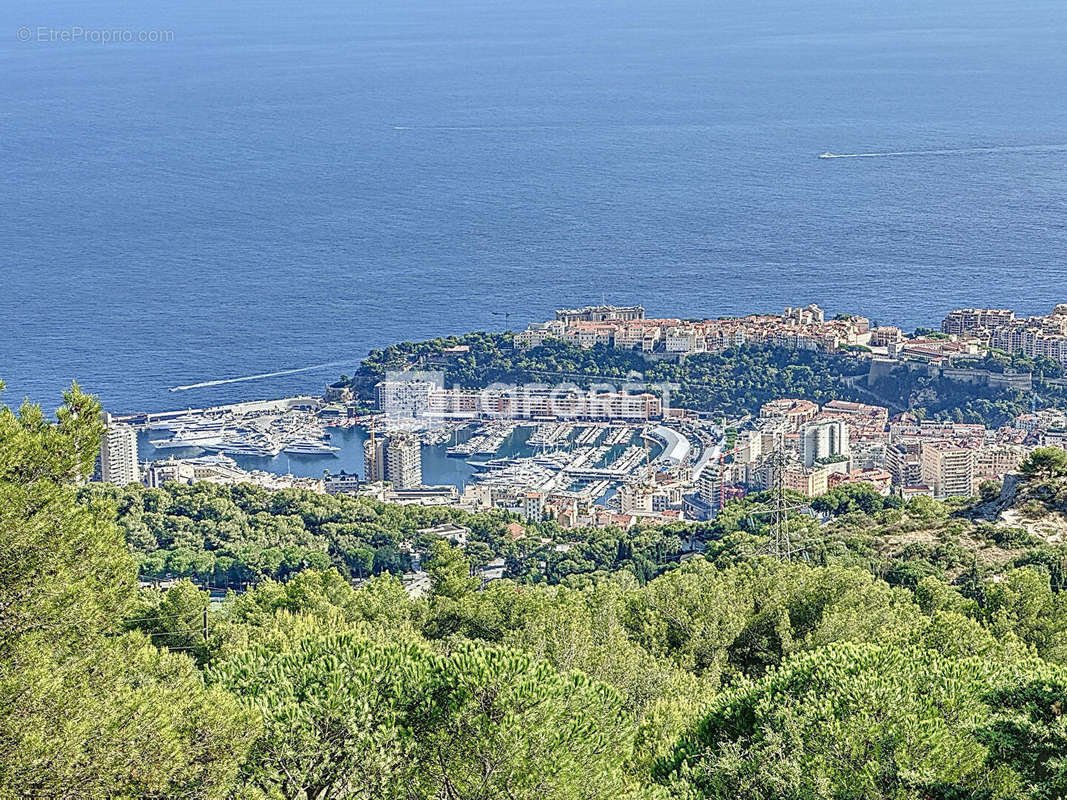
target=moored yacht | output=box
[283,439,340,455]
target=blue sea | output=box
[3,0,1067,414]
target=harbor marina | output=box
[135,403,677,506]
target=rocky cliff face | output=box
[973,472,1067,546]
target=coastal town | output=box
[95,302,1067,532]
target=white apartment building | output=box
[514,320,565,348]
[523,491,545,522]
[385,436,423,489]
[800,419,850,468]
[733,429,764,464]
[665,327,706,354]
[613,324,662,352]
[618,484,655,514]
[782,304,826,325]
[921,442,975,499]
[97,413,139,485]
[572,327,614,348]
[697,463,723,512]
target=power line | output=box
[748,429,809,562]
[145,628,205,637]
[123,610,203,624]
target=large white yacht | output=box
[150,424,228,450]
[283,439,340,456]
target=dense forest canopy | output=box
[81,480,707,589]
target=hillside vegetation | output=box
[6,385,1067,798]
[91,470,1067,600]
[342,333,1067,426]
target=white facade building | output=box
[385,436,423,489]
[800,419,850,468]
[97,413,139,485]
[696,462,723,513]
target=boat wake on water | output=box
[818,144,1067,159]
[169,362,349,392]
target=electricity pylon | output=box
[748,429,809,561]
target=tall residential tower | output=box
[363,432,422,489]
[96,412,139,485]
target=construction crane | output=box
[718,450,727,512]
[491,311,512,331]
